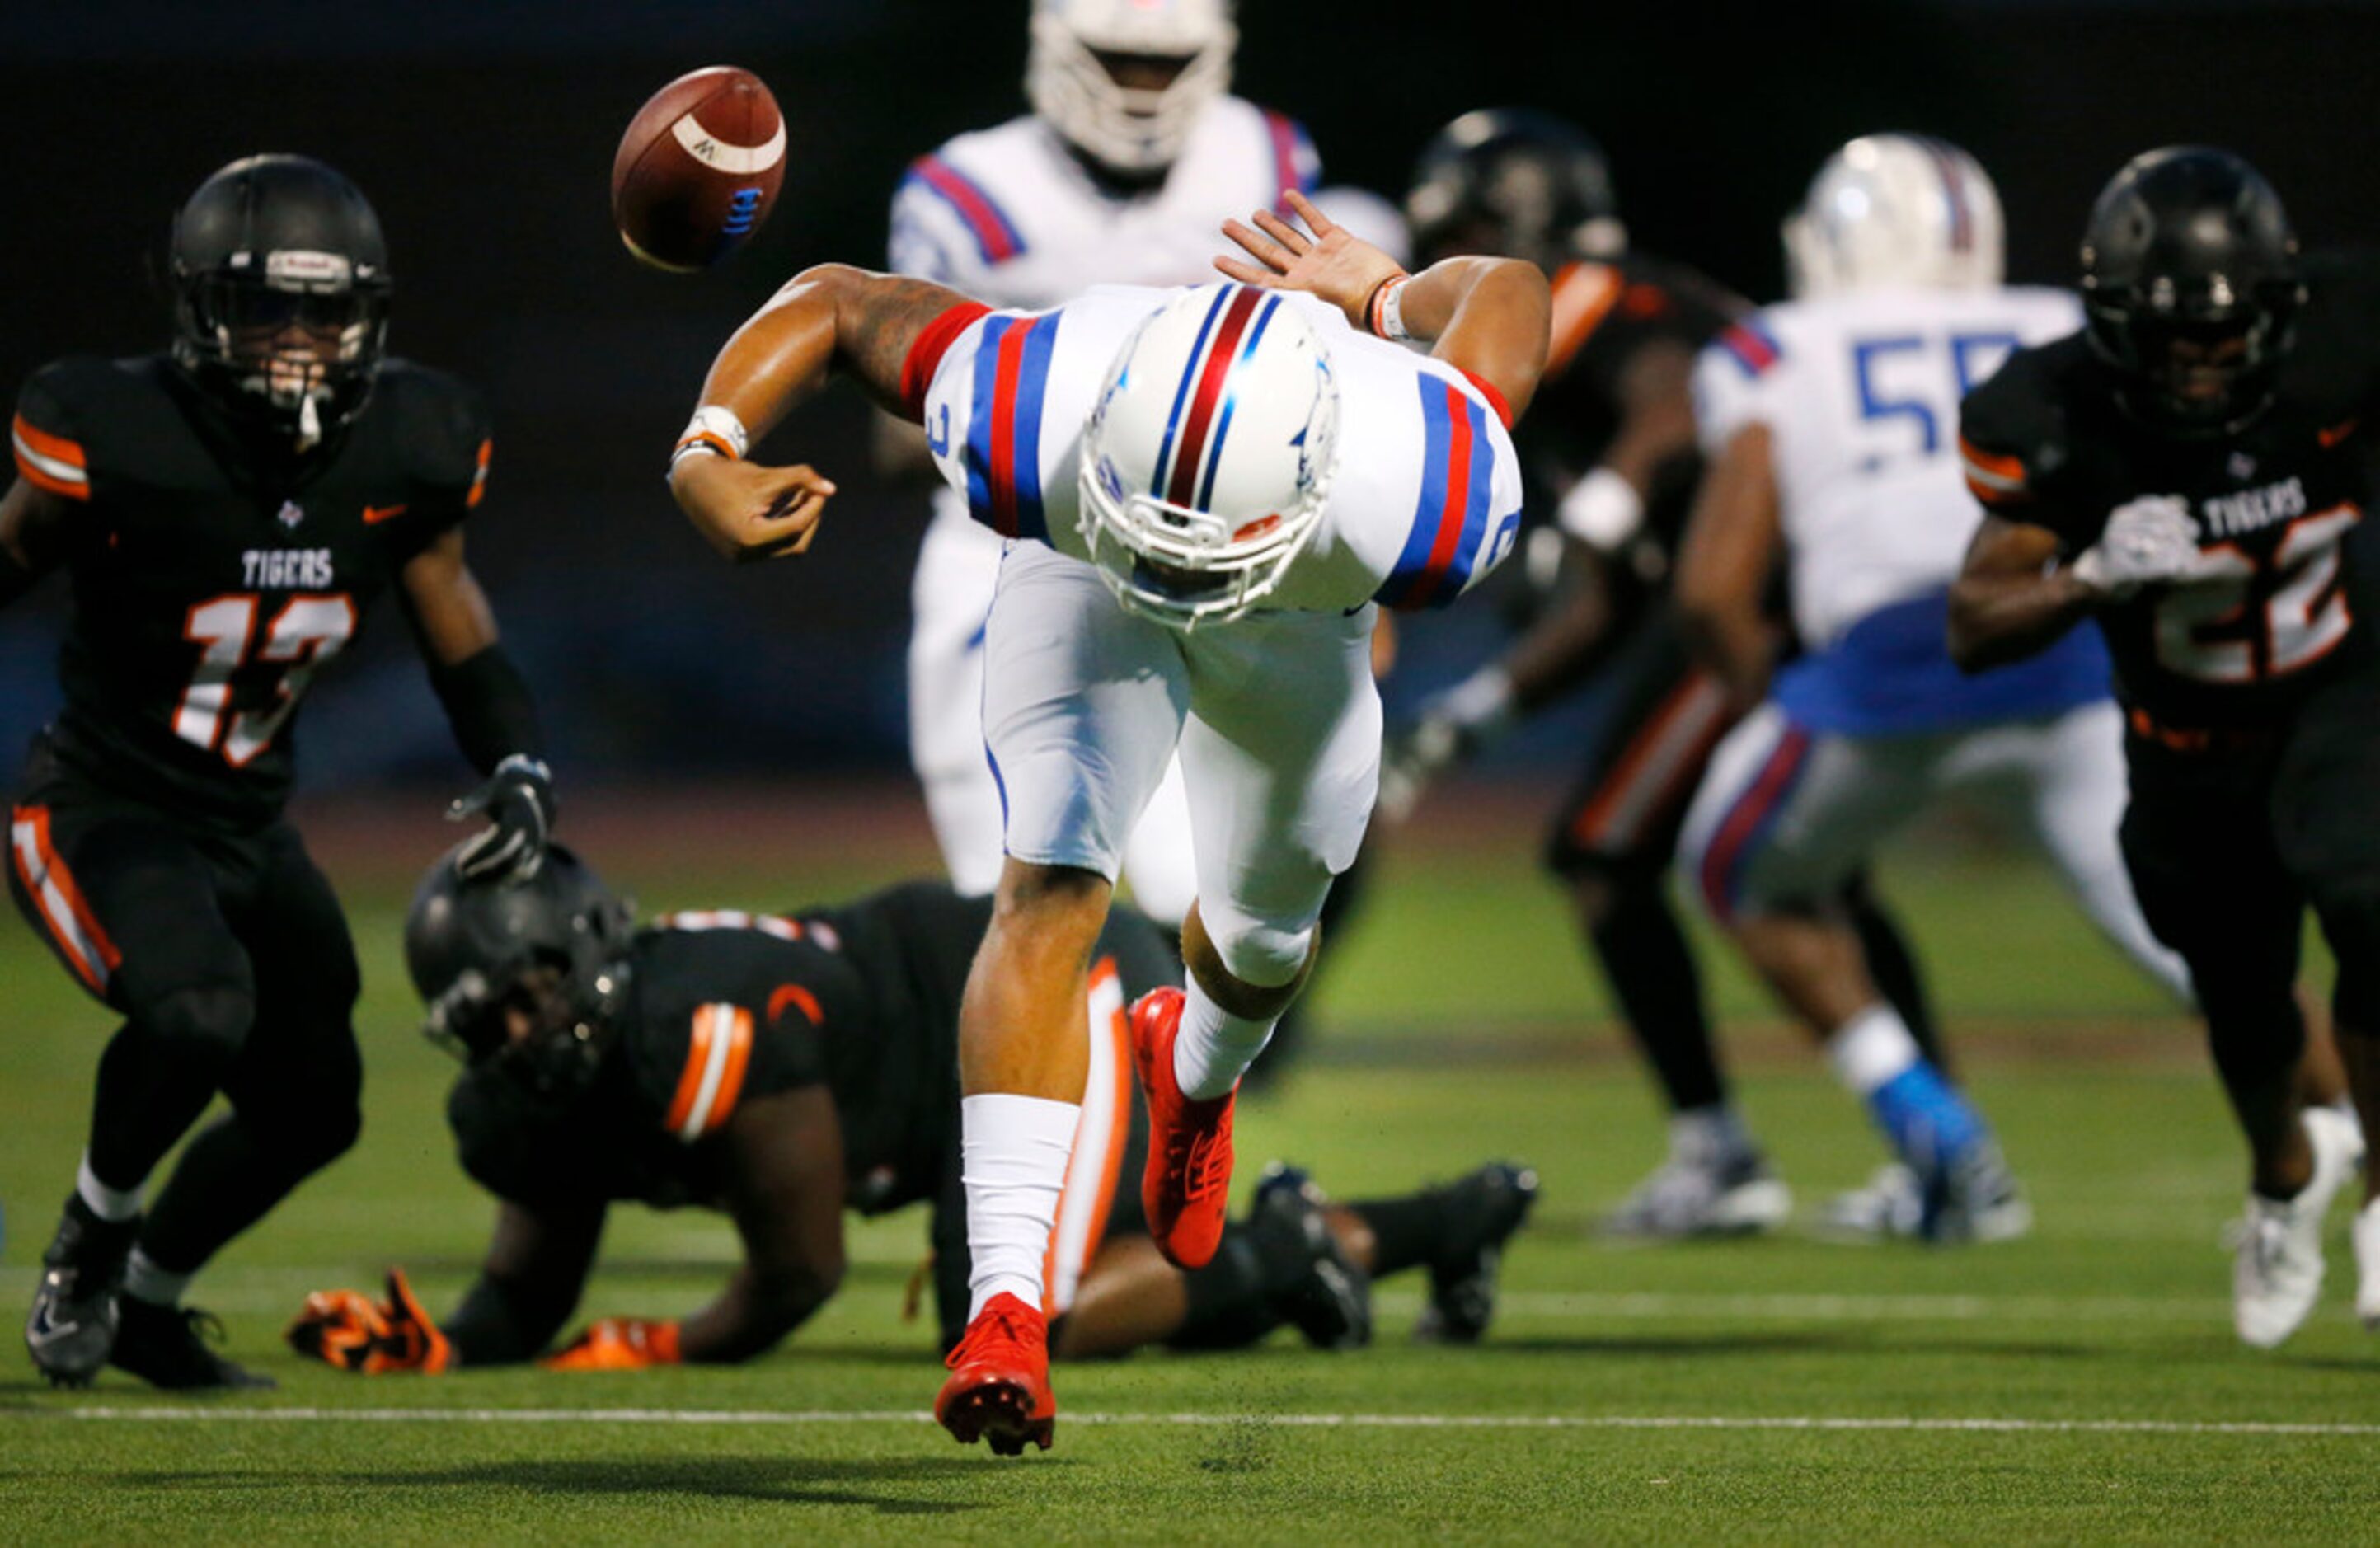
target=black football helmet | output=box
[404,844,635,1095]
[170,154,392,453]
[2078,146,2304,435]
[1405,108,1624,271]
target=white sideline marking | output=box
[26,1407,2380,1438]
[1378,1291,2230,1323]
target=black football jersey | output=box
[1958,258,2380,728]
[447,881,1179,1217]
[1522,252,1744,589]
[11,354,491,828]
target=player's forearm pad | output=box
[430,644,545,776]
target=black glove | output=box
[448,754,555,880]
[1377,668,1515,824]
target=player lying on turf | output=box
[1951,148,2378,1345]
[6,156,556,1391]
[664,189,1547,1452]
[286,850,1537,1374]
[1669,135,2196,1241]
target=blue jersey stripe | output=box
[1007,315,1059,543]
[965,317,1014,527]
[1377,377,1458,609]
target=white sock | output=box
[1825,1004,1921,1097]
[1669,1105,1752,1162]
[77,1152,143,1223]
[1172,978,1276,1100]
[960,1093,1081,1323]
[121,1247,191,1309]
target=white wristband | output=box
[671,405,750,470]
[1556,468,1645,551]
[1368,274,1414,343]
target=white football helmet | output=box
[1027,0,1237,173]
[1078,285,1340,627]
[1783,134,2005,298]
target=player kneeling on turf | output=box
[287,848,1536,1374]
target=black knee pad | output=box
[141,983,256,1069]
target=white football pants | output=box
[1679,697,2191,1004]
[979,540,1380,983]
[908,497,1199,924]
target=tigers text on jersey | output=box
[11,354,491,828]
[1693,285,2110,734]
[1958,257,2380,729]
[889,100,1318,308]
[918,284,1524,616]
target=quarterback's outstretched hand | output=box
[673,453,838,565]
[1217,189,1406,331]
[287,1269,452,1374]
[2070,495,2203,599]
[542,1317,683,1372]
[448,753,556,882]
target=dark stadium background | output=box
[2,0,2373,796]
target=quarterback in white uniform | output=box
[885,0,1320,922]
[1672,136,2191,1240]
[666,195,1547,1452]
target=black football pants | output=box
[8,772,362,1277]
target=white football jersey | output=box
[919,284,1524,616]
[890,98,1319,308]
[1692,285,2082,650]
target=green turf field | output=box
[2,795,2373,1544]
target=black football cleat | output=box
[110,1299,275,1391]
[25,1196,135,1388]
[1251,1162,1372,1352]
[1415,1161,1539,1345]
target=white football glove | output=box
[1378,667,1516,825]
[2069,495,2203,600]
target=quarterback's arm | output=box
[438,1199,608,1367]
[1674,422,1786,706]
[669,266,983,564]
[0,479,77,609]
[1946,516,2096,673]
[676,1086,849,1363]
[1218,190,1551,422]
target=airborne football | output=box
[8,0,2380,1541]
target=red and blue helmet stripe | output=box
[1377,376,1502,611]
[1146,286,1284,512]
[965,312,1060,541]
[904,156,1026,265]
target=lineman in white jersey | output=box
[1672,136,2193,1240]
[886,0,1320,921]
[666,193,1547,1452]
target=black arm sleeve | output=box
[428,642,545,775]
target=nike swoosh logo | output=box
[2320,420,2359,449]
[26,1304,77,1344]
[363,503,409,524]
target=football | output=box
[610,65,786,272]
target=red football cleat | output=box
[934,1292,1054,1456]
[1130,986,1236,1270]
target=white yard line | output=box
[1377,1291,2229,1322]
[14,1405,2379,1437]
